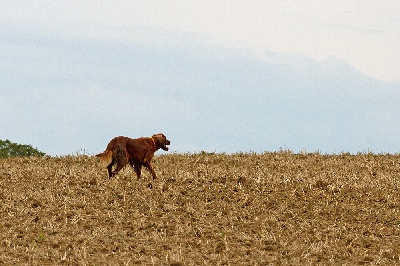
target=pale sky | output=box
[2,1,399,81]
[1,1,399,155]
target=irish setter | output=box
[96,133,170,179]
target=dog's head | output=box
[152,133,170,151]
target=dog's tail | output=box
[96,150,113,165]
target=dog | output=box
[96,133,170,179]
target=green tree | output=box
[0,139,46,158]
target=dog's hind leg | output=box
[111,144,127,177]
[112,162,125,177]
[107,160,114,178]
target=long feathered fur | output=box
[96,136,123,165]
[96,150,113,165]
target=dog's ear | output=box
[152,133,165,140]
[151,134,161,146]
[152,133,169,150]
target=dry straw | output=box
[0,152,399,264]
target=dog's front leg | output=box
[145,162,157,180]
[133,162,142,179]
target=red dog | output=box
[96,133,170,179]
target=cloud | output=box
[1,1,399,81]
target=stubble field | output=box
[0,152,399,265]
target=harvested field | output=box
[1,152,399,265]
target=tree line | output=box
[0,139,46,158]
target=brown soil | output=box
[1,152,399,265]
